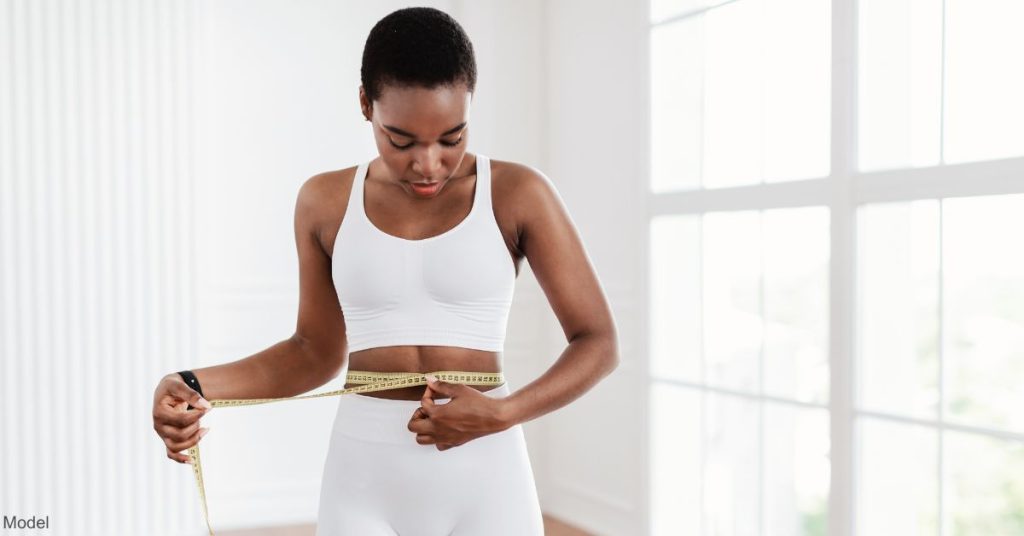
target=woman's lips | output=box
[410,181,441,196]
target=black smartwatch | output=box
[177,370,205,409]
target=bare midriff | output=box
[344,345,504,400]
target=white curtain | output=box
[0,0,202,533]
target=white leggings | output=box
[315,382,544,535]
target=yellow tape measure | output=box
[186,370,506,536]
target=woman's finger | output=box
[154,404,207,428]
[415,433,435,445]
[165,427,209,452]
[166,447,191,464]
[160,379,213,411]
[420,383,436,411]
[408,410,435,434]
[159,419,202,443]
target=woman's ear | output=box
[358,86,372,121]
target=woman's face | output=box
[360,83,473,190]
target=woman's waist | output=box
[345,346,502,400]
[344,382,504,400]
[343,371,506,400]
[330,381,513,445]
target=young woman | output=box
[151,7,618,535]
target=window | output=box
[857,195,1024,534]
[650,0,830,192]
[859,0,1024,170]
[647,0,1024,534]
[650,208,831,534]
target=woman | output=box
[151,7,618,535]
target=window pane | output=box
[705,393,760,535]
[763,207,830,404]
[856,418,939,536]
[857,0,942,171]
[942,194,1024,434]
[703,211,761,391]
[650,384,702,535]
[703,0,763,188]
[651,18,703,193]
[857,201,940,419]
[944,0,1024,164]
[944,431,1024,535]
[652,0,830,188]
[650,215,702,382]
[763,403,830,536]
[762,0,830,182]
[701,207,829,396]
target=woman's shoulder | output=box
[297,165,360,212]
[488,157,557,195]
[304,164,360,195]
[486,157,567,242]
[294,165,362,252]
[488,157,561,207]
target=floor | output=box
[219,514,593,536]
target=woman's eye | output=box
[389,139,414,150]
[388,137,463,150]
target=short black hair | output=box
[360,7,477,102]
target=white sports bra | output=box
[332,154,517,353]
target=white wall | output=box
[537,1,650,534]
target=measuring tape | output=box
[185,370,506,536]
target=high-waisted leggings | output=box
[315,382,544,535]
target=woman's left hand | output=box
[407,375,510,450]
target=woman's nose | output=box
[413,146,443,178]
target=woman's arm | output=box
[154,173,347,463]
[497,164,620,427]
[183,173,348,400]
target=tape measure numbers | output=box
[186,370,506,536]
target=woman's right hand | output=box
[152,373,213,464]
